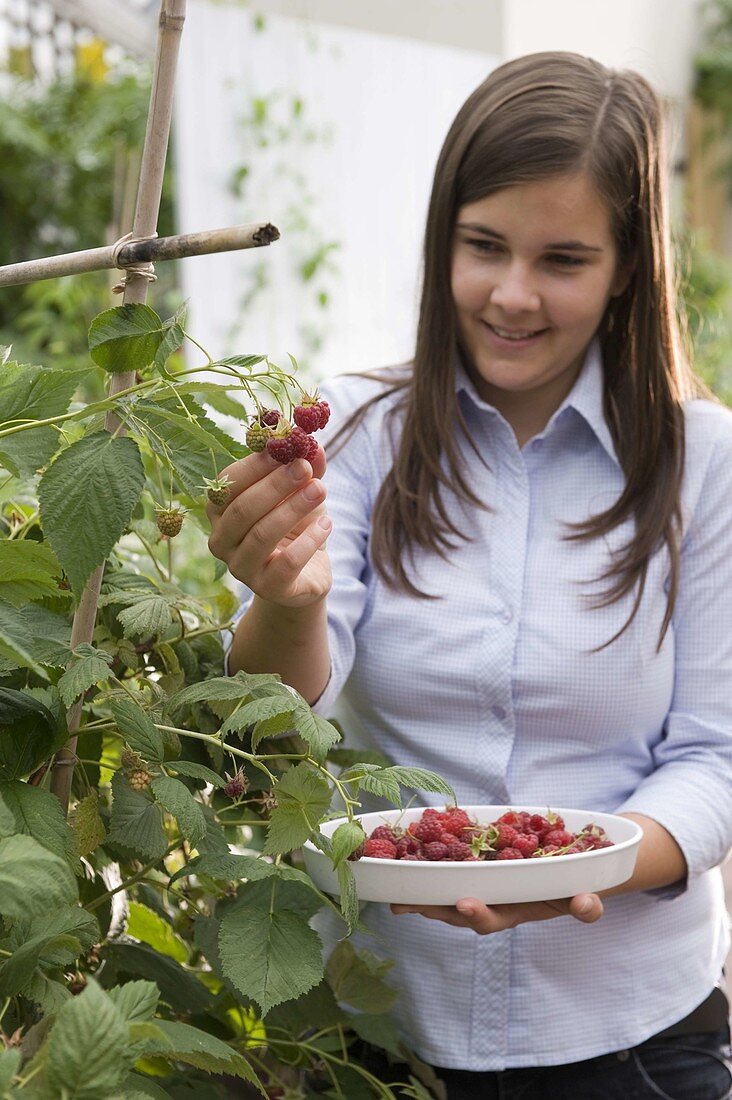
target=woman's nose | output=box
[489,263,541,314]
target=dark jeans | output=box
[354,1024,732,1100]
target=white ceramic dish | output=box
[302,805,643,906]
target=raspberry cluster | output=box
[245,393,331,466]
[358,806,613,862]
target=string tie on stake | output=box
[111,231,159,294]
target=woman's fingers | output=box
[206,443,326,521]
[390,894,604,934]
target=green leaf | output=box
[110,697,164,764]
[330,819,366,867]
[0,363,88,477]
[220,694,296,736]
[263,762,332,856]
[0,686,62,780]
[0,780,76,866]
[290,704,341,764]
[336,860,360,935]
[107,979,159,1022]
[46,979,130,1098]
[71,791,107,856]
[325,941,397,1014]
[344,764,456,807]
[379,765,455,801]
[101,942,211,1015]
[0,604,72,673]
[250,708,297,750]
[153,317,185,372]
[0,835,76,920]
[57,643,114,706]
[218,888,324,1015]
[38,432,145,597]
[348,1012,404,1058]
[0,539,63,607]
[173,381,248,419]
[117,595,173,640]
[133,395,246,496]
[170,852,277,887]
[108,770,168,862]
[0,909,97,999]
[143,1019,265,1090]
[150,775,206,847]
[126,902,188,963]
[0,597,50,679]
[119,1073,172,1099]
[166,760,226,788]
[0,1048,20,1093]
[88,304,163,372]
[166,671,281,716]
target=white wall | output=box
[174,0,498,393]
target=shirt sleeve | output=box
[617,412,732,891]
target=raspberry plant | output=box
[0,303,454,1099]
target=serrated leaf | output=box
[127,902,188,963]
[0,835,76,919]
[71,791,107,856]
[119,1073,172,1099]
[325,941,397,1015]
[0,780,76,866]
[0,539,63,607]
[133,395,246,496]
[263,763,332,856]
[88,304,164,372]
[108,771,167,862]
[0,597,50,679]
[46,979,130,1098]
[144,1019,264,1089]
[150,775,206,847]
[336,860,360,934]
[101,942,211,1015]
[331,819,366,867]
[250,708,297,751]
[0,604,72,673]
[348,1012,405,1058]
[166,760,226,788]
[218,891,324,1015]
[170,852,276,886]
[117,595,173,639]
[0,1048,21,1092]
[110,697,164,764]
[173,381,248,419]
[153,320,184,372]
[107,979,160,1023]
[166,672,281,716]
[291,703,341,764]
[0,909,97,999]
[38,433,145,597]
[0,363,88,477]
[220,695,295,736]
[0,686,62,780]
[57,643,114,706]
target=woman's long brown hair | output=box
[326,51,708,648]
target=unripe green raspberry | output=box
[246,421,273,453]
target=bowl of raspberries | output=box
[302,805,643,905]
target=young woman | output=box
[207,52,732,1099]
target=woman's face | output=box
[451,172,629,435]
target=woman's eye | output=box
[467,239,501,253]
[547,254,586,268]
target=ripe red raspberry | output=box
[363,838,397,859]
[265,426,298,464]
[293,404,322,433]
[422,841,450,861]
[496,847,524,860]
[493,823,520,850]
[422,808,441,819]
[369,825,397,843]
[513,833,540,858]
[395,835,421,858]
[541,844,561,855]
[401,853,426,860]
[260,408,282,427]
[412,818,445,843]
[543,828,575,848]
[441,808,472,836]
[445,842,473,861]
[439,831,457,846]
[529,814,552,837]
[290,425,319,462]
[497,811,521,828]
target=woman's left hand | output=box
[390,893,603,934]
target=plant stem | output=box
[86,842,178,911]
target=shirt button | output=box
[616,1050,630,1062]
[499,607,513,625]
[492,705,506,721]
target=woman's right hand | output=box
[206,445,333,609]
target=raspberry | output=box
[422,808,441,819]
[513,833,540,858]
[498,811,521,828]
[445,842,473,861]
[441,808,472,836]
[266,433,297,464]
[347,842,365,862]
[155,507,185,538]
[401,853,426,860]
[202,475,233,506]
[223,770,249,799]
[363,838,397,859]
[412,818,445,843]
[396,835,422,857]
[290,425,319,462]
[422,841,450,861]
[529,814,552,837]
[246,421,273,453]
[492,823,520,850]
[369,825,397,843]
[293,404,323,434]
[543,828,575,848]
[496,847,524,860]
[120,747,145,771]
[128,768,153,792]
[260,408,283,427]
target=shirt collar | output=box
[454,337,621,469]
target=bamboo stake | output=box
[0,222,280,288]
[51,0,187,814]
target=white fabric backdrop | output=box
[174,0,497,396]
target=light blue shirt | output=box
[229,340,732,1070]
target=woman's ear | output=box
[610,255,635,298]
